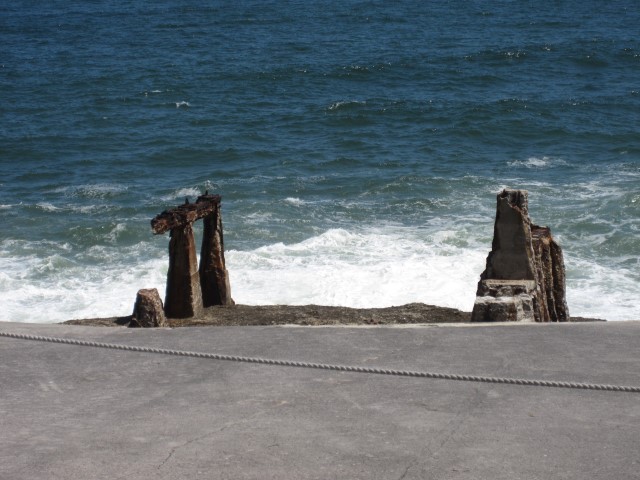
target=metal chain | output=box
[1,331,639,393]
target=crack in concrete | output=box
[432,388,485,456]
[156,412,265,470]
[397,462,415,480]
[396,387,486,479]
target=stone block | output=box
[130,288,167,328]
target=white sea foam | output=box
[161,187,202,201]
[232,230,639,320]
[571,181,625,200]
[175,101,190,108]
[328,100,366,111]
[52,184,128,199]
[565,257,640,321]
[75,204,113,214]
[105,223,128,243]
[226,228,487,311]
[508,156,565,169]
[0,227,638,323]
[0,242,167,324]
[36,202,60,212]
[284,197,306,206]
[34,202,115,214]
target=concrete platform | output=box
[1,321,639,479]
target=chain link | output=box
[1,331,638,393]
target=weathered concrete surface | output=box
[531,225,570,322]
[1,321,639,480]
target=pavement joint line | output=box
[2,331,639,393]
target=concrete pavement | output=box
[1,321,639,479]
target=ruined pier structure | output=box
[471,189,569,322]
[150,193,234,319]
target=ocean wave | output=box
[160,187,203,201]
[327,100,366,111]
[226,228,640,320]
[464,48,528,62]
[284,197,306,206]
[565,258,640,320]
[36,202,61,212]
[0,242,167,323]
[54,184,129,199]
[106,223,128,243]
[1,222,638,321]
[35,254,78,274]
[226,228,487,311]
[32,203,117,215]
[508,156,566,169]
[569,181,625,201]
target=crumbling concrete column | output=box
[531,225,570,322]
[130,288,167,328]
[151,193,232,319]
[471,189,570,322]
[164,223,204,319]
[481,189,536,282]
[199,198,234,307]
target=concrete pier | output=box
[1,320,639,479]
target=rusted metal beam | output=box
[151,193,221,235]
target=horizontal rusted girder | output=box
[151,194,221,235]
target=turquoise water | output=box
[1,1,638,321]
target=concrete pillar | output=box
[164,223,204,319]
[483,189,536,282]
[199,204,234,307]
[471,189,570,322]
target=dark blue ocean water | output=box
[1,0,639,321]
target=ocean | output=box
[1,0,638,322]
